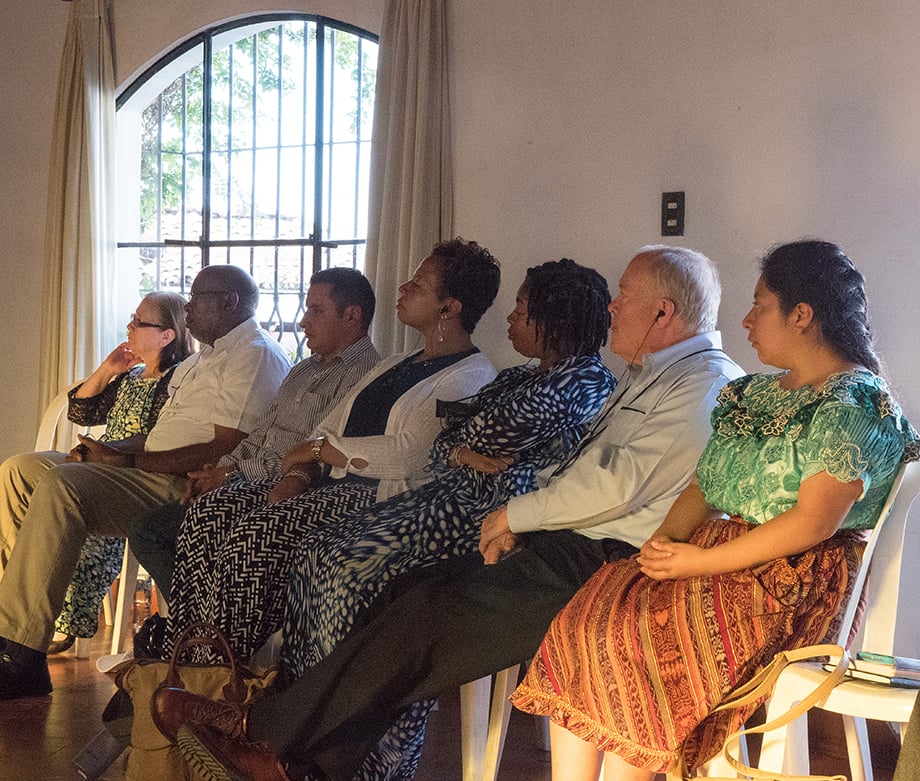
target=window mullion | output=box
[268,24,284,340]
[352,36,364,260]
[249,32,259,276]
[312,21,326,276]
[201,35,213,267]
[226,42,235,264]
[155,92,164,285]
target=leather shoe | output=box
[0,641,52,700]
[177,722,291,781]
[47,633,76,655]
[134,612,167,660]
[152,686,248,744]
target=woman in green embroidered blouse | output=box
[511,240,920,781]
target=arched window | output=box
[116,15,378,358]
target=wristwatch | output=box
[311,437,325,463]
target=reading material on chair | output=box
[855,651,920,674]
[822,651,920,687]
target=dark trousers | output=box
[128,500,185,601]
[249,530,637,781]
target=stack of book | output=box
[824,651,920,688]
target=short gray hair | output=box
[638,245,721,332]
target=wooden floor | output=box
[0,623,903,780]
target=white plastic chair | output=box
[36,385,141,657]
[460,663,522,781]
[756,459,920,780]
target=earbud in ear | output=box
[655,310,665,320]
[440,306,449,314]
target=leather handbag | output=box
[672,644,850,781]
[114,621,278,781]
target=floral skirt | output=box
[510,517,866,772]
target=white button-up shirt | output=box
[146,318,291,452]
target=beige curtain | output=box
[38,0,117,446]
[364,0,453,355]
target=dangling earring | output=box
[437,315,446,343]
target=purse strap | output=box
[161,621,248,703]
[675,643,850,781]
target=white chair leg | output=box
[460,675,492,781]
[102,591,114,627]
[110,545,140,656]
[481,664,519,781]
[73,637,91,659]
[841,714,873,781]
[758,690,810,774]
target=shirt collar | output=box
[637,331,724,378]
[312,334,376,364]
[211,318,261,353]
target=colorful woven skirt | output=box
[510,517,866,772]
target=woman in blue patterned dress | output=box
[511,241,920,780]
[276,258,616,779]
[1,293,193,653]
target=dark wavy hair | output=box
[145,291,195,371]
[428,238,501,333]
[520,258,610,357]
[760,240,881,374]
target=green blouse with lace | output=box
[696,370,919,530]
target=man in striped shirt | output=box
[129,268,379,600]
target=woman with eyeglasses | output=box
[0,292,194,654]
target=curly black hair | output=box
[428,238,501,333]
[521,258,611,357]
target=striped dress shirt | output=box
[218,335,379,482]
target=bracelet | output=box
[286,468,314,483]
[311,437,325,463]
[448,444,465,469]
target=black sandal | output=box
[47,634,76,655]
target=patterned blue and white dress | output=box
[280,353,615,780]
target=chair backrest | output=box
[35,383,105,452]
[839,459,920,656]
[35,386,76,450]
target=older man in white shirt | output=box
[0,265,290,699]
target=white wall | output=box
[3,0,919,460]
[0,4,71,460]
[448,0,920,423]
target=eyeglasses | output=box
[187,290,230,301]
[129,314,166,329]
